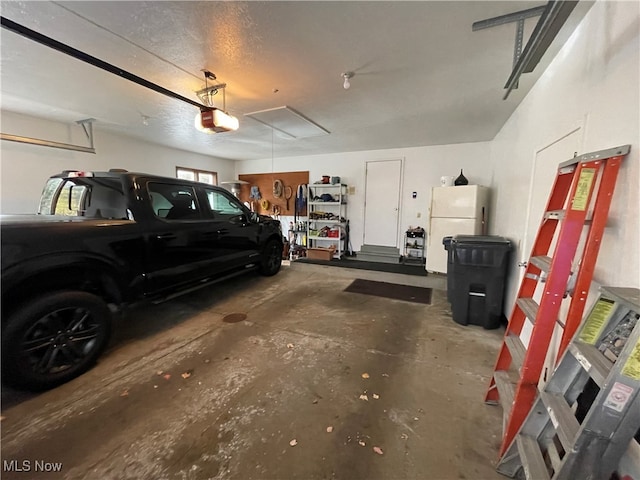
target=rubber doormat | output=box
[344,279,432,305]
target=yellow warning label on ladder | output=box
[572,168,596,211]
[579,298,615,344]
[622,342,640,380]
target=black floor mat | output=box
[344,278,432,305]
[296,257,427,277]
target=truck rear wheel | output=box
[259,239,283,276]
[2,291,112,391]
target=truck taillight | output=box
[67,171,94,178]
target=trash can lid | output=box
[452,235,511,247]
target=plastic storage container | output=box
[445,235,511,329]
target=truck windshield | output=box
[38,177,129,220]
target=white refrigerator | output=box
[426,185,490,273]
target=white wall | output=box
[1,0,637,294]
[0,111,235,214]
[235,141,492,253]
[490,5,640,471]
[490,0,640,311]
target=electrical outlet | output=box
[348,186,355,195]
[417,212,421,218]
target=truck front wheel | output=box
[2,291,112,391]
[259,239,283,276]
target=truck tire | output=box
[1,291,112,391]
[259,239,283,276]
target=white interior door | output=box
[520,128,583,387]
[363,159,402,247]
[523,129,583,263]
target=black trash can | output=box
[443,236,455,303]
[447,235,511,329]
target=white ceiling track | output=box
[472,1,580,99]
[0,118,96,154]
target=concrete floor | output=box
[1,262,507,480]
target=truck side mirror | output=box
[230,213,252,225]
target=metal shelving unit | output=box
[307,184,347,259]
[402,229,425,264]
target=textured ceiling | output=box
[0,1,591,161]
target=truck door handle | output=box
[156,233,177,240]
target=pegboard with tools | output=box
[239,171,309,216]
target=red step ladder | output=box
[484,145,630,457]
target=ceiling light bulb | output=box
[342,72,354,90]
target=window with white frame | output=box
[176,167,217,185]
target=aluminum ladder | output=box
[484,145,630,456]
[497,286,640,479]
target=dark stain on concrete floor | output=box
[1,263,505,479]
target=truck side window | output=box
[148,183,202,221]
[37,179,88,216]
[205,189,244,219]
[83,184,128,219]
[38,178,127,219]
[38,179,63,214]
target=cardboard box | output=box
[307,245,336,260]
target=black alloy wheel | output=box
[2,291,112,391]
[259,239,283,276]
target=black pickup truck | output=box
[1,170,283,390]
